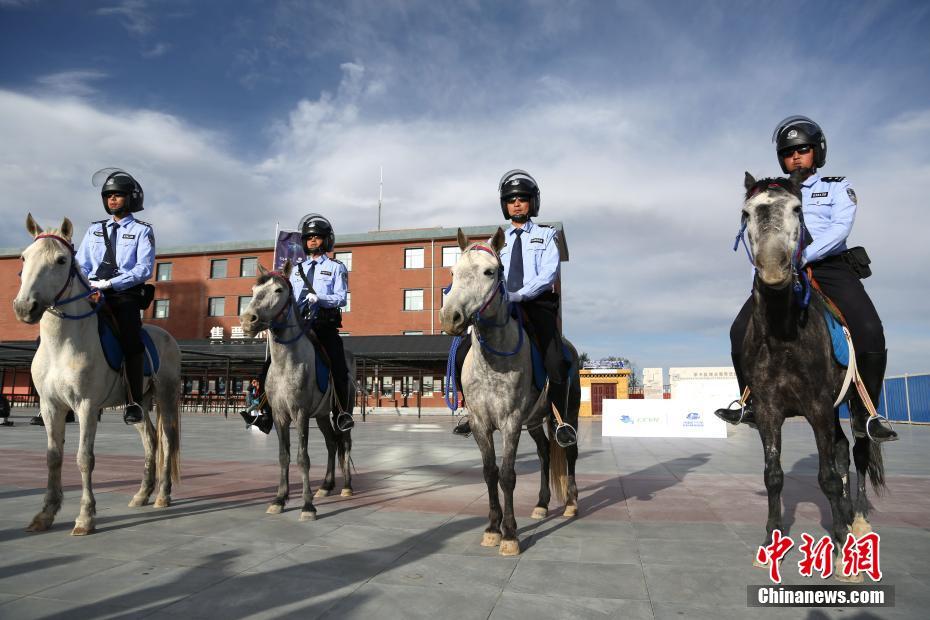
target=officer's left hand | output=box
[92,279,112,290]
[305,293,319,306]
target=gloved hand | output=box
[304,293,319,306]
[91,279,112,290]
[507,290,524,303]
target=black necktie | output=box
[95,222,120,280]
[306,260,316,292]
[507,229,524,293]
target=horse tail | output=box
[156,383,182,485]
[548,414,568,504]
[866,439,887,496]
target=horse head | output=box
[439,227,506,336]
[239,259,293,337]
[13,213,75,324]
[741,172,805,289]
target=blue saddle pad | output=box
[98,320,159,376]
[530,340,573,392]
[314,345,330,394]
[825,311,849,368]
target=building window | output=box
[404,289,424,311]
[240,257,257,278]
[344,291,351,312]
[210,259,227,279]
[238,296,252,315]
[156,262,172,281]
[153,299,169,319]
[442,246,461,267]
[404,247,424,269]
[334,251,352,271]
[208,297,225,317]
[403,331,423,335]
[422,376,434,393]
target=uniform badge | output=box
[122,234,136,239]
[531,238,544,244]
[847,188,857,204]
[321,270,332,276]
[93,231,104,237]
[811,192,828,198]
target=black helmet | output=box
[92,168,144,214]
[498,169,540,219]
[772,115,827,173]
[298,213,335,253]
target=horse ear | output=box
[491,227,506,253]
[60,218,73,241]
[257,262,269,276]
[457,228,468,251]
[282,258,293,277]
[744,172,756,192]
[26,213,42,237]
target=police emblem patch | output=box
[787,129,798,139]
[847,188,857,204]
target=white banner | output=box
[602,398,729,438]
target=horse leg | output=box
[833,416,852,504]
[129,414,158,507]
[528,424,550,519]
[851,435,874,537]
[753,417,785,566]
[498,424,522,556]
[153,379,181,508]
[314,416,338,498]
[27,407,67,532]
[564,441,579,518]
[475,425,502,548]
[811,409,853,547]
[337,430,353,497]
[296,413,316,521]
[267,418,290,514]
[72,407,100,535]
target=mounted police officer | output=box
[716,116,895,442]
[452,169,576,446]
[75,168,155,425]
[290,214,354,432]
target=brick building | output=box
[1,223,568,411]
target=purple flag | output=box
[274,231,307,270]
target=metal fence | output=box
[838,373,930,424]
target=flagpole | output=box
[272,220,280,268]
[377,166,383,231]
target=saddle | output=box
[511,305,572,391]
[305,330,332,395]
[96,308,159,376]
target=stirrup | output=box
[554,422,577,448]
[123,404,143,425]
[335,411,354,432]
[865,415,898,443]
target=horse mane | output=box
[745,176,802,201]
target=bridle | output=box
[264,271,311,344]
[27,234,100,320]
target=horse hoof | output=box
[314,489,330,498]
[299,511,317,522]
[340,488,353,497]
[835,571,864,583]
[563,505,578,518]
[153,496,170,508]
[266,504,284,515]
[481,532,502,547]
[128,495,149,508]
[499,540,520,556]
[530,507,548,520]
[851,514,872,537]
[71,525,95,536]
[26,517,52,533]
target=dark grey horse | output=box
[738,173,886,581]
[440,229,581,556]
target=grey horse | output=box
[440,228,580,556]
[12,214,182,535]
[739,174,885,581]
[239,260,353,520]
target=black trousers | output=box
[315,325,351,409]
[455,292,568,389]
[106,290,144,354]
[730,255,885,355]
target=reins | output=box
[30,234,101,320]
[265,271,312,345]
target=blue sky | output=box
[1,0,929,375]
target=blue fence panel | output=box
[882,377,909,422]
[906,374,930,423]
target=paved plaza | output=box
[0,409,928,619]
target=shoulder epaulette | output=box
[330,257,345,267]
[821,176,846,183]
[93,219,108,225]
[134,219,153,227]
[536,224,553,229]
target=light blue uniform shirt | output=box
[498,220,561,301]
[800,174,857,265]
[289,254,348,314]
[75,214,155,291]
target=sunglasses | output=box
[505,196,529,205]
[779,145,813,158]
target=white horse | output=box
[440,229,580,556]
[12,214,182,536]
[239,260,353,521]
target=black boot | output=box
[253,410,274,434]
[239,410,253,427]
[714,352,757,428]
[123,352,145,425]
[452,411,471,437]
[29,415,44,426]
[850,350,897,442]
[547,381,577,447]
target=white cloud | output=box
[35,70,108,97]
[96,0,152,35]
